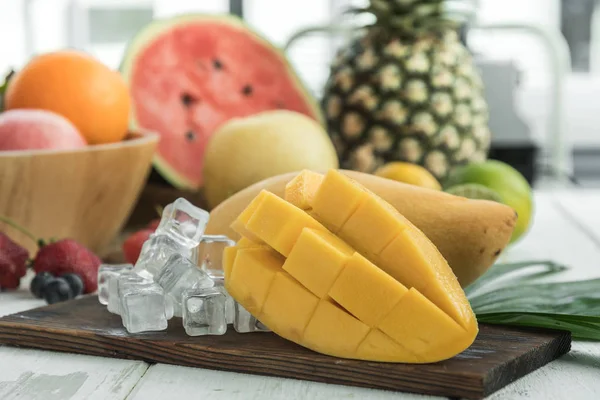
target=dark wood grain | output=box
[0,296,571,399]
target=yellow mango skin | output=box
[227,185,478,363]
[207,169,517,287]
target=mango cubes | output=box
[225,169,478,363]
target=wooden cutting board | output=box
[0,296,570,399]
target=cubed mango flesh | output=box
[225,247,284,315]
[328,252,408,327]
[222,246,237,282]
[236,236,264,248]
[309,170,367,233]
[284,169,324,211]
[303,299,370,357]
[226,170,478,363]
[282,228,353,298]
[378,228,475,330]
[230,190,270,243]
[236,190,328,257]
[356,329,420,363]
[260,272,320,342]
[309,170,477,334]
[378,288,469,361]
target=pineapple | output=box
[322,0,491,181]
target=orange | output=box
[5,50,131,144]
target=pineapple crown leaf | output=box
[347,0,471,35]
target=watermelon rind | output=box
[119,13,324,191]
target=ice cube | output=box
[156,198,209,248]
[107,271,148,314]
[182,287,228,336]
[119,278,168,333]
[155,253,214,317]
[233,301,270,333]
[225,293,234,324]
[97,263,133,305]
[198,234,236,281]
[133,233,195,279]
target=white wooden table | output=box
[1,190,599,400]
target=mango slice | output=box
[225,172,478,363]
[288,169,477,332]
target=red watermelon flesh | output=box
[123,15,323,190]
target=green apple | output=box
[444,160,533,244]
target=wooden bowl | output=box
[0,130,159,256]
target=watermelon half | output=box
[120,14,324,191]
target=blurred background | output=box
[1,0,599,187]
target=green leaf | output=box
[467,259,600,341]
[470,278,600,315]
[465,260,568,298]
[475,312,600,341]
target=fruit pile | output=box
[0,218,101,303]
[0,50,131,152]
[0,13,533,248]
[109,12,533,245]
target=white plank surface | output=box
[498,192,600,281]
[0,347,148,400]
[0,192,599,400]
[126,364,431,400]
[0,270,149,400]
[485,191,600,399]
[0,273,46,318]
[553,189,600,244]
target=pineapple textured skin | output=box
[322,19,491,181]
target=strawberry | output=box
[147,219,160,231]
[0,225,30,290]
[0,232,29,268]
[33,239,101,294]
[122,229,153,264]
[0,252,22,290]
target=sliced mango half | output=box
[225,170,478,363]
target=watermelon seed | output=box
[242,85,253,96]
[185,131,196,141]
[275,100,285,108]
[213,59,223,70]
[180,93,197,106]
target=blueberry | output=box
[61,273,84,297]
[30,272,54,299]
[43,278,73,304]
